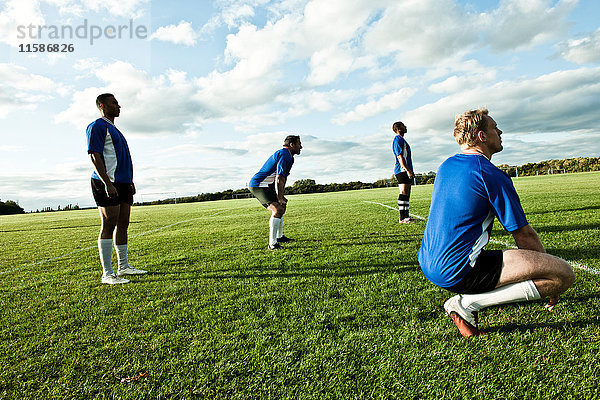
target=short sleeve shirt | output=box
[86,117,133,183]
[393,135,413,175]
[249,148,294,187]
[418,154,528,288]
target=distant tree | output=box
[291,179,318,194]
[0,199,25,215]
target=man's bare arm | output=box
[511,224,545,253]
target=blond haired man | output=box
[418,108,573,337]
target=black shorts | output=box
[248,185,278,208]
[395,172,412,185]
[91,178,134,207]
[447,250,504,294]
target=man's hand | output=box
[105,182,118,198]
[545,296,559,311]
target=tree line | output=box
[3,157,597,213]
[0,199,25,215]
[135,173,437,206]
[137,156,599,206]
[497,156,599,177]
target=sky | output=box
[1,0,599,212]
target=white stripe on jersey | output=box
[468,210,495,266]
[258,172,276,187]
[103,128,118,181]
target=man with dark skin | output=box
[87,93,147,284]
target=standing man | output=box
[87,93,147,284]
[418,108,574,337]
[249,135,302,250]
[392,121,415,223]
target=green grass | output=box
[1,171,599,399]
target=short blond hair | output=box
[453,107,489,146]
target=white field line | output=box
[362,201,427,221]
[364,201,600,275]
[1,209,235,275]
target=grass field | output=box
[1,171,599,399]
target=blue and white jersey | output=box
[393,135,413,175]
[86,117,133,183]
[418,154,528,288]
[249,148,294,187]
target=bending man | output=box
[249,135,302,250]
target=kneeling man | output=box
[418,108,574,336]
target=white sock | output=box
[277,215,284,239]
[98,238,114,276]
[461,280,541,312]
[114,244,129,270]
[269,216,282,246]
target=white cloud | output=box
[333,88,418,125]
[364,0,476,68]
[428,68,497,94]
[0,145,20,152]
[0,0,44,46]
[0,63,68,118]
[307,45,355,86]
[362,0,578,68]
[56,61,209,134]
[558,28,600,64]
[45,0,149,18]
[150,20,198,46]
[291,133,395,183]
[404,66,600,136]
[482,0,578,52]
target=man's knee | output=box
[116,221,130,232]
[101,215,118,229]
[399,185,411,196]
[273,205,285,218]
[268,202,285,218]
[116,213,130,229]
[556,258,575,290]
[501,250,574,289]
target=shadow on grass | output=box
[148,261,420,281]
[555,251,600,263]
[296,234,424,247]
[481,292,600,333]
[488,319,600,334]
[527,204,600,216]
[535,223,600,234]
[0,224,99,233]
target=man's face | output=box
[101,96,121,118]
[396,124,407,135]
[483,115,503,154]
[290,140,302,155]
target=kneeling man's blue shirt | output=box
[418,154,528,288]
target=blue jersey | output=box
[249,148,294,187]
[418,154,528,288]
[86,117,133,183]
[393,135,413,175]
